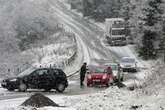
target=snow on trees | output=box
[0,0,76,77]
[138,0,163,60]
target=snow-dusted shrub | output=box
[139,60,165,95]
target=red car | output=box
[86,65,114,87]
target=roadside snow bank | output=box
[140,60,165,95]
[65,86,165,110]
[1,85,165,110]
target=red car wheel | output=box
[87,82,91,87]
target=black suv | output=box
[1,68,68,93]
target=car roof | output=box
[18,67,36,77]
[87,65,108,71]
[18,67,63,77]
[121,57,135,59]
[88,65,107,68]
[120,57,136,62]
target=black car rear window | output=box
[53,69,66,77]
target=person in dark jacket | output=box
[80,62,87,87]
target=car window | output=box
[53,69,60,75]
[37,69,48,75]
[53,69,66,77]
[18,67,36,77]
[121,58,135,63]
[110,65,118,70]
[30,69,48,76]
[104,64,118,70]
[112,29,125,35]
[94,68,107,73]
[29,70,38,77]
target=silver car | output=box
[120,57,137,72]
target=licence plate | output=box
[93,79,100,82]
[126,65,131,67]
[1,82,6,85]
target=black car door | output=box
[37,69,56,88]
[27,70,40,88]
[53,69,66,84]
[35,69,49,88]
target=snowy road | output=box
[49,0,115,64]
[0,0,150,101]
[0,77,107,100]
[109,46,147,68]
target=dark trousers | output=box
[80,75,85,86]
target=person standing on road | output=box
[107,66,112,74]
[80,62,87,87]
[116,63,126,88]
[117,63,122,82]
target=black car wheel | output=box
[56,83,65,93]
[120,77,124,81]
[106,79,113,87]
[87,83,91,87]
[7,87,15,91]
[19,83,27,92]
[44,88,51,92]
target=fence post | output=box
[53,64,56,68]
[17,68,20,74]
[7,69,10,75]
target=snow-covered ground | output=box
[1,85,165,110]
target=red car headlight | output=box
[102,74,107,79]
[87,75,92,79]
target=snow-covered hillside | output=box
[0,0,76,78]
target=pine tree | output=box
[121,0,132,37]
[143,0,163,26]
[139,0,163,60]
[139,30,157,59]
[82,0,93,16]
[158,20,165,61]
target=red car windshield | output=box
[94,68,107,73]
